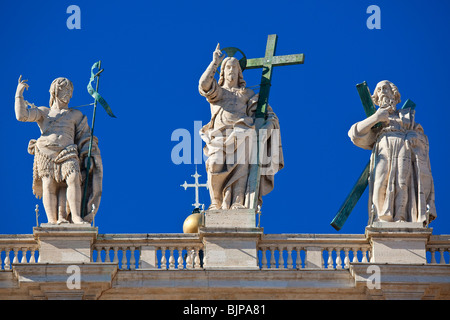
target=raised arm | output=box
[15,75,42,122]
[199,43,224,93]
[15,76,43,122]
[15,75,31,121]
[354,107,390,136]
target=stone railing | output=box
[258,234,371,269]
[0,235,39,270]
[92,233,204,270]
[427,235,450,265]
[2,232,450,271]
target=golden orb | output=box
[183,212,203,233]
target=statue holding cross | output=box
[199,35,303,211]
[347,80,437,225]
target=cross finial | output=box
[181,165,208,209]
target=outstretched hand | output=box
[16,75,29,96]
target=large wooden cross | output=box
[330,82,416,230]
[245,34,304,210]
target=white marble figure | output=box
[349,80,436,224]
[199,44,284,210]
[15,76,102,224]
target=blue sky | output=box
[0,0,449,236]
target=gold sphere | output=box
[183,212,203,233]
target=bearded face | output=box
[374,81,399,113]
[224,59,240,86]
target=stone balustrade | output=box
[0,235,39,270]
[92,233,204,270]
[1,232,450,271]
[427,235,450,265]
[258,234,371,269]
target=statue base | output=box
[204,209,256,229]
[200,209,262,270]
[33,224,98,263]
[365,221,432,264]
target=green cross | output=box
[246,34,304,210]
[330,82,416,231]
[246,34,304,119]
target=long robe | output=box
[348,108,436,223]
[199,80,284,209]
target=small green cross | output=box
[246,34,304,210]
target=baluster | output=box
[352,248,359,263]
[29,248,36,264]
[186,248,193,269]
[21,248,28,263]
[3,248,10,270]
[194,248,201,269]
[278,247,285,269]
[129,247,136,270]
[344,248,350,269]
[261,248,268,269]
[335,248,342,269]
[177,247,184,270]
[326,248,334,269]
[102,247,109,263]
[296,247,303,269]
[287,247,293,269]
[160,247,167,269]
[429,248,436,264]
[113,247,119,264]
[361,248,368,263]
[269,247,276,269]
[12,248,19,265]
[96,247,102,263]
[168,248,175,269]
[121,247,128,270]
[439,248,445,265]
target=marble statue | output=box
[15,75,102,224]
[348,80,436,224]
[199,44,284,210]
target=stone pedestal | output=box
[199,209,262,270]
[33,224,98,263]
[366,222,432,264]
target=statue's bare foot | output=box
[72,217,89,225]
[231,203,246,210]
[208,204,220,210]
[57,218,69,224]
[73,220,89,225]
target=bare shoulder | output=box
[69,108,85,120]
[37,106,50,114]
